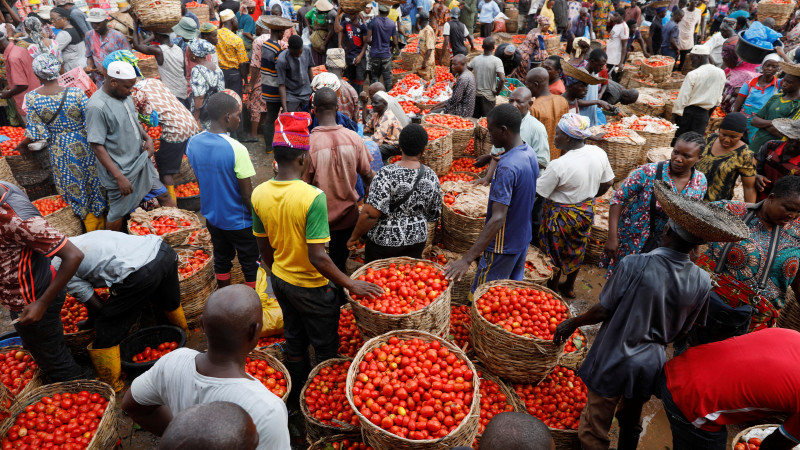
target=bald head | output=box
[480,412,555,450]
[508,86,533,116]
[159,402,259,450]
[368,82,385,98]
[526,67,550,97]
[202,285,263,353]
[451,53,467,74]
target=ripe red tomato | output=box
[425,114,474,130]
[178,249,210,280]
[338,308,364,358]
[31,196,68,216]
[244,357,288,398]
[0,350,37,396]
[448,305,470,350]
[60,295,89,334]
[257,334,285,348]
[175,182,200,198]
[131,342,179,363]
[326,438,375,450]
[0,127,26,156]
[513,366,588,430]
[352,262,448,315]
[303,360,360,428]
[475,371,515,437]
[449,158,483,174]
[476,286,569,340]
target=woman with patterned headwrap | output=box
[13,53,108,230]
[19,16,59,58]
[188,39,225,127]
[309,72,358,132]
[537,112,615,298]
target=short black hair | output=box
[588,48,607,62]
[676,131,705,149]
[288,34,303,50]
[399,123,429,157]
[772,175,800,199]
[480,412,554,450]
[206,92,239,122]
[487,104,522,134]
[545,55,562,72]
[273,146,305,163]
[626,18,636,28]
[313,87,338,110]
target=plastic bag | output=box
[493,18,506,32]
[256,267,284,337]
[742,21,782,49]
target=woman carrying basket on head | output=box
[13,53,108,230]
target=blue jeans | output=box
[659,371,727,450]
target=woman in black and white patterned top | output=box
[347,124,442,262]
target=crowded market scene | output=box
[0,0,799,445]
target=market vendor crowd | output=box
[1,0,800,448]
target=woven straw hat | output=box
[261,15,293,30]
[561,59,606,85]
[780,61,800,77]
[653,181,749,243]
[773,118,800,140]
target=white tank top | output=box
[158,44,189,100]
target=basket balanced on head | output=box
[346,257,452,338]
[345,330,481,449]
[300,358,360,443]
[471,280,572,384]
[131,0,182,32]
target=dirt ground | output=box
[0,138,743,449]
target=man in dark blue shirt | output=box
[337,12,369,93]
[366,4,398,89]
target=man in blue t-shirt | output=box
[338,12,369,93]
[444,104,539,297]
[186,92,259,288]
[366,4,398,89]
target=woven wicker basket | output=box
[345,330,480,449]
[175,156,196,184]
[341,0,369,13]
[594,133,645,183]
[776,288,799,332]
[510,383,580,450]
[0,345,43,403]
[176,246,216,328]
[544,34,561,53]
[419,124,453,177]
[585,220,609,265]
[345,257,452,338]
[634,129,676,164]
[128,207,203,247]
[230,256,246,285]
[16,170,55,200]
[248,348,292,402]
[401,51,419,71]
[4,154,43,178]
[492,32,513,45]
[308,434,367,450]
[523,245,555,284]
[639,56,675,83]
[0,380,121,449]
[758,0,795,26]
[474,120,493,156]
[423,114,476,159]
[558,328,588,370]
[64,327,96,357]
[627,99,665,117]
[38,195,83,237]
[300,358,359,443]
[731,424,781,450]
[137,55,160,79]
[131,0,182,32]
[0,157,16,185]
[473,364,525,447]
[471,281,570,384]
[186,3,209,23]
[425,246,476,305]
[441,206,485,254]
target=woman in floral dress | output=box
[592,0,611,39]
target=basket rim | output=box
[731,424,780,450]
[248,348,292,402]
[300,357,359,434]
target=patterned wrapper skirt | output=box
[539,197,595,275]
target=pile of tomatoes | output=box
[175,181,199,198]
[425,114,474,130]
[0,350,37,396]
[402,42,418,53]
[450,158,482,174]
[424,82,450,100]
[392,68,408,75]
[643,56,673,67]
[478,118,487,128]
[434,66,454,83]
[304,360,359,428]
[513,366,587,430]
[324,439,374,450]
[398,101,421,115]
[128,221,152,235]
[338,308,364,358]
[563,330,584,354]
[735,438,763,450]
[476,286,569,339]
[151,216,194,236]
[132,341,179,363]
[257,334,285,349]
[32,196,68,216]
[61,295,89,334]
[143,125,162,151]
[184,1,203,6]
[351,262,448,315]
[439,172,475,184]
[443,191,458,208]
[424,126,450,141]
[0,126,25,156]
[388,155,402,165]
[476,371,515,436]
[1,390,109,449]
[244,356,288,398]
[711,106,727,119]
[464,138,475,155]
[178,249,210,279]
[350,336,474,440]
[449,305,470,349]
[598,123,638,140]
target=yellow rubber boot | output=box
[164,305,188,331]
[87,344,125,392]
[166,185,177,203]
[82,213,106,232]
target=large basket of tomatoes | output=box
[776,288,799,332]
[474,118,493,156]
[61,293,97,356]
[426,246,476,305]
[245,349,291,402]
[0,346,43,403]
[345,330,480,450]
[301,358,360,442]
[175,181,200,212]
[473,364,524,447]
[32,195,83,237]
[441,180,489,254]
[639,56,675,83]
[309,434,374,450]
[184,1,209,23]
[558,329,588,371]
[418,124,453,178]
[422,114,476,159]
[0,379,122,450]
[589,125,646,184]
[471,280,572,384]
[346,258,452,339]
[732,424,779,450]
[127,206,203,247]
[401,51,419,71]
[175,246,216,328]
[120,325,186,373]
[512,366,587,450]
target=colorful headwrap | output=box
[222,88,242,106]
[557,113,592,139]
[32,53,61,80]
[311,72,341,92]
[537,15,550,26]
[131,79,160,127]
[102,50,143,78]
[199,22,217,33]
[273,112,312,151]
[189,38,216,57]
[23,16,47,56]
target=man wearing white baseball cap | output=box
[86,61,176,232]
[671,44,726,139]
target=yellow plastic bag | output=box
[256,267,284,337]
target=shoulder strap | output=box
[648,161,665,237]
[715,202,781,290]
[390,164,427,214]
[43,89,69,126]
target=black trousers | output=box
[675,105,711,141]
[93,241,181,348]
[370,57,394,90]
[480,23,493,37]
[207,222,260,283]
[263,102,282,153]
[329,226,355,275]
[223,69,244,136]
[365,238,426,263]
[12,292,82,382]
[677,49,691,71]
[473,94,497,119]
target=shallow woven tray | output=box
[300,357,358,443]
[345,257,452,338]
[345,330,480,449]
[471,280,570,384]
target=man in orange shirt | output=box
[526,67,569,160]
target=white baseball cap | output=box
[107,61,137,80]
